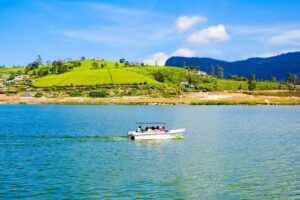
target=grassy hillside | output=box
[31,59,287,92]
[32,60,183,88]
[33,68,159,87]
[0,67,24,75]
[214,80,286,91]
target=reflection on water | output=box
[0,105,300,199]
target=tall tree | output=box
[248,74,256,91]
[36,55,43,65]
[287,73,297,85]
[92,62,99,69]
[217,66,224,79]
[210,65,215,77]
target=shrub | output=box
[37,67,49,77]
[153,71,165,82]
[34,92,43,98]
[89,90,108,98]
[68,91,82,97]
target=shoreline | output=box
[1,92,300,105]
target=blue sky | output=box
[1,0,300,66]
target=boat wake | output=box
[0,135,129,142]
[62,135,129,142]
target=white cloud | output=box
[171,48,196,57]
[269,29,300,45]
[176,16,207,32]
[143,52,169,66]
[143,48,197,66]
[188,25,230,44]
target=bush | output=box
[37,67,49,77]
[68,91,82,97]
[153,71,165,82]
[89,90,108,98]
[34,92,43,98]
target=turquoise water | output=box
[1,105,300,199]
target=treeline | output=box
[25,55,83,76]
[204,65,298,90]
[24,55,149,78]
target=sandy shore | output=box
[1,92,300,105]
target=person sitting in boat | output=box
[136,126,142,132]
[159,126,167,132]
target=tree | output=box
[36,55,43,65]
[119,58,126,63]
[37,67,49,77]
[210,65,215,77]
[186,70,193,85]
[238,84,243,90]
[101,63,106,68]
[272,76,277,82]
[248,74,256,91]
[25,61,39,72]
[287,73,297,85]
[217,66,224,79]
[51,60,68,74]
[25,55,43,73]
[92,62,99,69]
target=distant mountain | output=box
[165,52,300,80]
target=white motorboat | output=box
[128,122,185,140]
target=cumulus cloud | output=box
[143,48,197,66]
[176,16,207,32]
[171,48,196,57]
[269,29,300,45]
[188,25,230,44]
[143,52,169,66]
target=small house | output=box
[197,70,207,76]
[180,81,195,88]
[14,74,29,82]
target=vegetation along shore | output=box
[1,56,299,105]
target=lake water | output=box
[0,105,300,199]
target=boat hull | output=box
[132,133,183,140]
[128,129,185,140]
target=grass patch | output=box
[33,67,159,87]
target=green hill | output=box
[32,60,183,88]
[0,67,24,75]
[30,59,288,92]
[33,68,158,87]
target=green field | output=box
[213,79,285,91]
[33,68,159,87]
[0,67,24,75]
